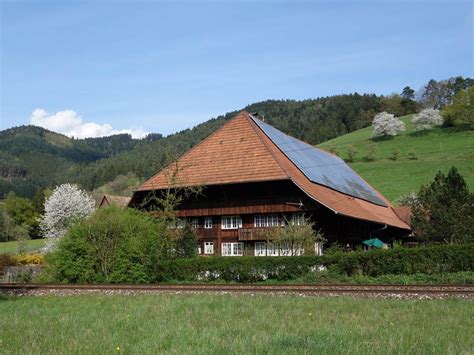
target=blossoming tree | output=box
[40,183,95,250]
[412,108,443,131]
[372,112,405,137]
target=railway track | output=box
[1,283,473,298]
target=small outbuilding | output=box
[98,194,131,208]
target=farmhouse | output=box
[129,111,410,256]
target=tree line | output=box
[0,76,472,199]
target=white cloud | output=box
[30,109,148,139]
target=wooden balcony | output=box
[238,228,270,241]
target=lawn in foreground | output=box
[1,294,472,353]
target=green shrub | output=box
[47,206,170,283]
[156,244,474,283]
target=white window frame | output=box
[204,217,213,229]
[191,218,199,229]
[221,216,242,230]
[254,242,305,256]
[254,242,267,256]
[315,242,323,256]
[266,243,280,257]
[221,242,243,256]
[204,242,214,255]
[254,214,279,228]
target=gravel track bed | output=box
[1,284,473,300]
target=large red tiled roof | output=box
[138,113,289,191]
[136,111,410,230]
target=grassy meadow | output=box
[319,115,474,201]
[0,239,45,255]
[1,294,473,354]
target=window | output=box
[221,242,243,256]
[204,242,214,255]
[254,242,305,256]
[279,243,291,256]
[292,213,305,226]
[191,218,199,229]
[221,216,242,230]
[254,214,279,228]
[315,242,323,256]
[254,242,267,256]
[266,243,279,256]
[197,246,202,255]
[204,217,213,229]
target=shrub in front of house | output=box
[156,243,474,283]
[45,206,171,283]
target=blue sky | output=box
[1,0,472,137]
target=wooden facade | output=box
[129,111,411,256]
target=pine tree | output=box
[412,167,474,244]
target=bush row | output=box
[156,244,474,283]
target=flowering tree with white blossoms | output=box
[412,108,443,131]
[372,112,406,137]
[40,183,95,251]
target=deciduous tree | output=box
[442,86,474,128]
[412,108,443,131]
[372,112,405,137]
[40,183,95,250]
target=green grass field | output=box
[1,294,472,354]
[0,239,45,255]
[319,116,474,201]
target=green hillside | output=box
[1,94,417,198]
[319,116,474,202]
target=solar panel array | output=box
[251,116,387,207]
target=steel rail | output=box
[1,283,473,295]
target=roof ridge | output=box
[245,112,291,180]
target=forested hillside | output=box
[2,75,471,199]
[1,93,418,198]
[0,127,139,197]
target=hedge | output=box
[155,244,474,283]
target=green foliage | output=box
[4,193,40,238]
[389,149,399,161]
[175,223,198,259]
[412,167,474,244]
[156,244,474,283]
[91,172,142,203]
[420,76,473,109]
[263,216,325,256]
[1,93,419,198]
[345,145,357,163]
[442,86,474,128]
[365,142,376,162]
[47,206,170,283]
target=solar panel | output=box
[251,116,387,207]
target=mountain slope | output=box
[0,126,140,197]
[318,116,474,201]
[0,94,417,198]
